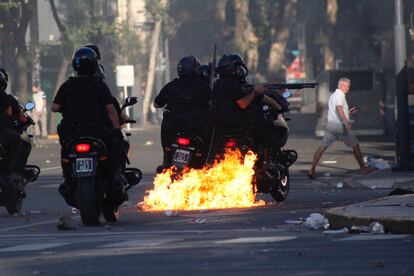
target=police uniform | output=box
[53,76,121,176]
[154,75,211,149]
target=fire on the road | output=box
[139,150,265,211]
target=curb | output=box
[325,195,414,234]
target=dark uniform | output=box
[154,75,211,149]
[0,90,22,174]
[54,76,121,176]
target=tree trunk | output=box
[15,53,29,102]
[324,0,337,70]
[142,0,166,128]
[49,58,70,134]
[267,1,297,77]
[233,0,258,71]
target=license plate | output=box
[173,149,190,164]
[75,158,93,173]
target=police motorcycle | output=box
[63,97,142,226]
[212,87,297,202]
[0,102,40,214]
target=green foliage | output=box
[249,0,281,47]
[114,21,143,65]
[0,0,19,11]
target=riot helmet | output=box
[177,56,200,77]
[0,71,7,90]
[216,54,248,81]
[72,47,98,75]
[199,64,211,82]
[85,44,101,60]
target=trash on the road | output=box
[305,213,330,230]
[369,221,385,234]
[165,210,179,217]
[189,218,206,224]
[336,182,344,189]
[105,224,112,230]
[45,160,51,164]
[323,173,331,177]
[143,140,154,146]
[323,227,349,234]
[350,225,371,234]
[30,210,42,214]
[322,160,337,164]
[71,208,77,214]
[285,219,303,225]
[322,201,333,205]
[57,214,76,230]
[365,155,393,170]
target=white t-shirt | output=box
[327,89,349,124]
[33,90,46,112]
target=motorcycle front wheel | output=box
[270,169,289,202]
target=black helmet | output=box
[0,68,9,82]
[0,71,7,90]
[177,56,200,77]
[85,44,101,60]
[216,54,248,80]
[199,64,211,82]
[72,47,98,75]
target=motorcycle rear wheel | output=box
[6,196,23,215]
[270,169,290,202]
[77,177,100,226]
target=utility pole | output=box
[394,0,411,169]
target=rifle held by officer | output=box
[260,82,318,92]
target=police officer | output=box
[0,68,32,177]
[85,44,105,79]
[154,55,211,167]
[199,64,211,84]
[0,71,22,177]
[51,47,123,206]
[212,54,281,155]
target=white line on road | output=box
[0,217,79,232]
[40,166,61,172]
[214,236,297,244]
[100,238,182,248]
[0,243,69,252]
[0,228,285,239]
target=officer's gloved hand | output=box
[113,128,123,141]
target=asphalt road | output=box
[0,127,412,275]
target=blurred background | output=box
[0,0,414,139]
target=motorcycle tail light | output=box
[224,139,237,148]
[75,143,91,153]
[177,137,190,146]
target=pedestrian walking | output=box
[309,77,374,178]
[32,82,48,138]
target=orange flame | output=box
[139,150,265,211]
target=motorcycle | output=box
[214,90,297,202]
[0,102,40,214]
[62,97,142,226]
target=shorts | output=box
[321,122,359,148]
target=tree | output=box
[323,0,337,70]
[0,0,35,101]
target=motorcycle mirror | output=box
[24,102,35,111]
[121,97,138,110]
[282,90,292,99]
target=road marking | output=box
[38,184,60,188]
[333,234,410,241]
[100,238,182,248]
[0,228,285,239]
[0,243,68,252]
[0,217,79,232]
[40,166,61,172]
[215,236,297,244]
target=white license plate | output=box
[173,149,190,164]
[76,158,93,173]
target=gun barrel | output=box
[263,82,318,90]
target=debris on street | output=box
[285,219,303,225]
[323,227,349,234]
[165,210,179,217]
[57,214,76,230]
[305,213,330,230]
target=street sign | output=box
[116,65,135,87]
